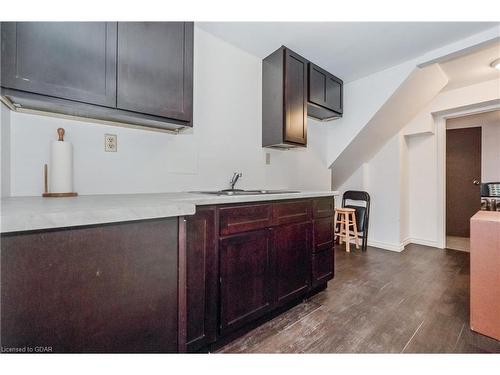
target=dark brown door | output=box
[219,230,273,334]
[284,49,308,145]
[185,207,217,352]
[274,222,312,306]
[446,127,482,237]
[117,22,193,123]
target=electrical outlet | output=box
[104,134,117,152]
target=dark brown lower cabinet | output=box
[186,197,335,352]
[185,207,218,352]
[219,230,273,335]
[312,249,334,287]
[274,222,312,306]
[0,219,179,353]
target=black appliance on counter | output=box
[481,182,500,211]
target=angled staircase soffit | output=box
[331,63,449,189]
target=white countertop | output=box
[1,191,339,233]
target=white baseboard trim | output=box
[362,238,440,253]
[408,237,439,248]
[367,240,404,252]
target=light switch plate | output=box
[104,134,117,152]
[265,152,271,165]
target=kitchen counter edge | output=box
[1,191,339,234]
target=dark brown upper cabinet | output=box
[1,22,117,107]
[1,22,193,131]
[262,46,343,149]
[308,63,343,120]
[117,22,193,123]
[262,46,308,149]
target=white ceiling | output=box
[439,42,500,91]
[196,22,499,82]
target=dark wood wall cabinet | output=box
[1,218,179,353]
[262,46,343,149]
[0,22,193,132]
[186,197,335,352]
[308,63,343,120]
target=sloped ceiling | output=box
[439,41,500,91]
[331,64,449,189]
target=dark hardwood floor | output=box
[218,243,500,353]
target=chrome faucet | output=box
[229,172,242,190]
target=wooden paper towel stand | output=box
[43,128,78,198]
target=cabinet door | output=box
[274,222,312,306]
[312,248,334,287]
[313,217,334,253]
[1,22,117,107]
[219,230,273,334]
[284,49,308,145]
[186,208,217,352]
[325,75,343,114]
[117,22,193,123]
[308,63,343,114]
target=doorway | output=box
[445,126,482,251]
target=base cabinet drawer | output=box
[273,200,312,225]
[313,197,334,218]
[312,248,334,287]
[219,204,272,236]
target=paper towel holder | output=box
[42,127,78,198]
[43,164,77,197]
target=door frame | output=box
[435,100,500,249]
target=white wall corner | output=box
[409,238,439,249]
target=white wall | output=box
[336,78,500,251]
[482,124,500,181]
[331,63,448,188]
[336,133,406,251]
[406,79,500,246]
[1,103,11,197]
[407,132,439,246]
[326,59,415,167]
[3,27,331,197]
[326,25,500,169]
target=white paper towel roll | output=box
[49,140,73,193]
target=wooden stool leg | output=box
[339,214,344,244]
[345,213,351,253]
[351,212,360,250]
[334,212,338,243]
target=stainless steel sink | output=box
[193,189,300,196]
